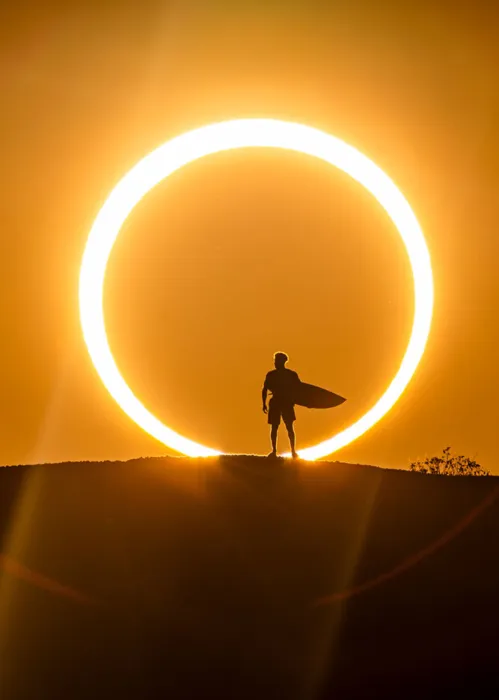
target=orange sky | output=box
[1,1,498,471]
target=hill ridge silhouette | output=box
[1,455,498,698]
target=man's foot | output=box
[291,451,299,459]
[267,451,278,458]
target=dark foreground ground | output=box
[0,455,498,699]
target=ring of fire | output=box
[79,119,434,460]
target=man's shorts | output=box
[268,398,296,427]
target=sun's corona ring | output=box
[79,119,433,460]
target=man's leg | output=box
[286,421,298,458]
[269,424,278,456]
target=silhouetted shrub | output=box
[410,446,489,476]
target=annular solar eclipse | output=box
[79,119,434,460]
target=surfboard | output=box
[294,382,346,409]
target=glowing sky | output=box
[1,0,498,471]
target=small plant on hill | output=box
[410,446,489,476]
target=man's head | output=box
[274,351,289,369]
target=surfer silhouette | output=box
[262,352,300,458]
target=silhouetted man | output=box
[262,352,300,458]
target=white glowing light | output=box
[79,119,433,460]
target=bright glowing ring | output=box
[79,119,433,460]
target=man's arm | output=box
[262,376,269,413]
[292,371,301,402]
